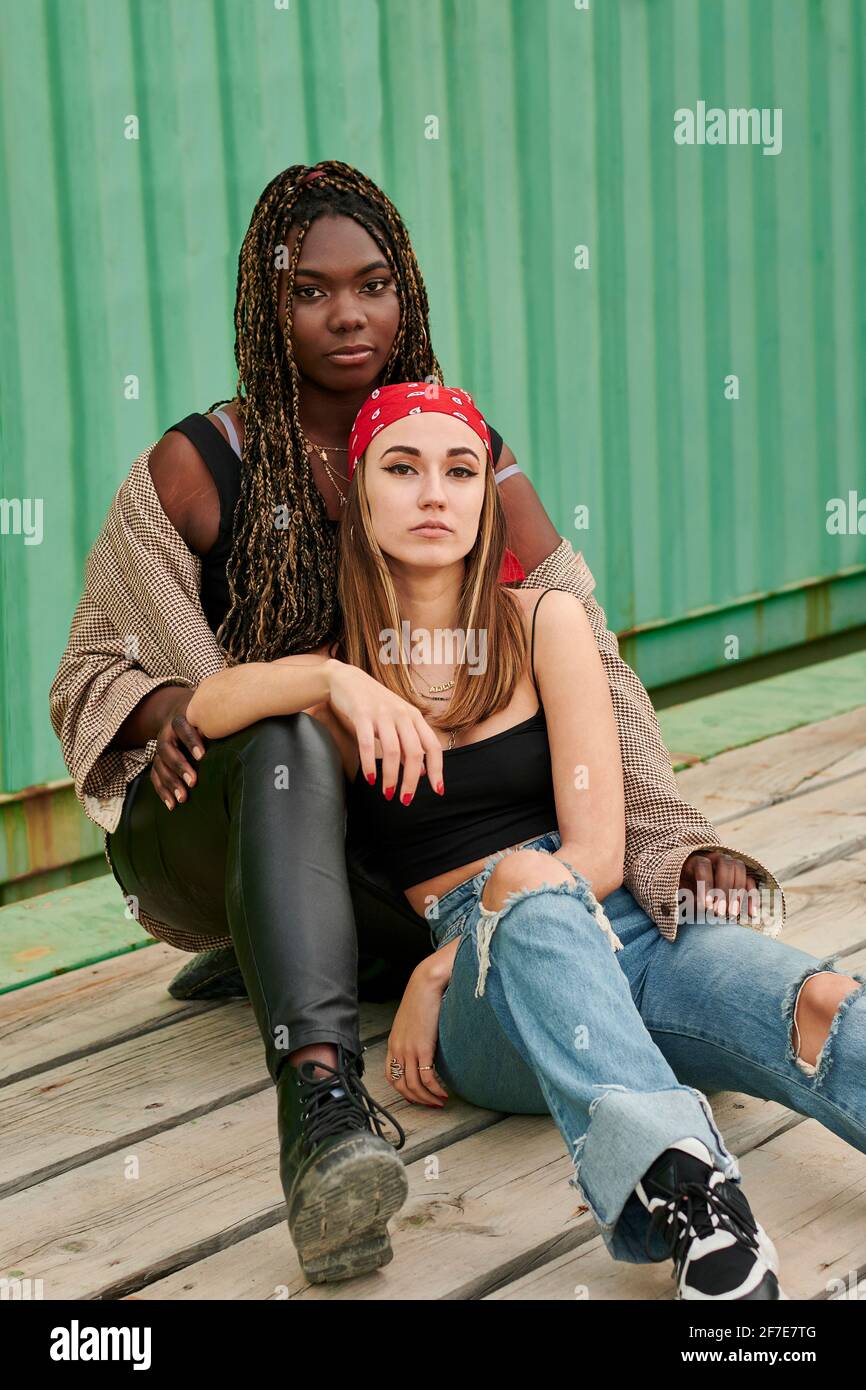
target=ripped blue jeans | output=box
[425,829,866,1264]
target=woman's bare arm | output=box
[494,443,561,572]
[532,588,626,900]
[109,684,199,750]
[185,652,333,739]
[185,650,446,795]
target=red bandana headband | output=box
[348,382,492,480]
[297,167,327,188]
[346,382,524,583]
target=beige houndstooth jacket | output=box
[48,443,787,953]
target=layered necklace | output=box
[303,435,351,507]
[409,666,459,752]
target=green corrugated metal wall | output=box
[1,0,865,813]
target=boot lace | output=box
[643,1175,760,1284]
[296,1048,406,1152]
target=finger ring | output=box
[389,1057,405,1080]
[419,1065,433,1071]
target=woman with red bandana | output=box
[183,381,866,1300]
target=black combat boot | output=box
[277,1042,409,1284]
[167,946,247,1000]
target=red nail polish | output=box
[384,786,395,800]
[401,792,413,805]
[366,771,376,784]
[436,781,445,795]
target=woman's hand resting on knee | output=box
[150,695,207,811]
[110,683,207,812]
[384,948,457,1107]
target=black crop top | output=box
[344,590,559,890]
[165,412,506,636]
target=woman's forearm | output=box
[554,842,624,903]
[185,655,334,739]
[109,683,195,750]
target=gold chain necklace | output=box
[408,672,459,750]
[412,668,455,695]
[304,438,351,507]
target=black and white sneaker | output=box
[634,1138,786,1300]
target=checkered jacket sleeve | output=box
[48,445,226,835]
[517,539,786,940]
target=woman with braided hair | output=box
[49,161,789,1285]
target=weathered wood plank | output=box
[773,850,866,956]
[0,943,206,1084]
[131,1091,797,1302]
[0,999,394,1195]
[0,1042,501,1300]
[703,769,866,883]
[0,876,153,992]
[660,656,866,772]
[0,1029,796,1302]
[676,706,866,823]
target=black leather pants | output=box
[106,714,431,1083]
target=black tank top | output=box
[344,589,558,890]
[164,413,506,637]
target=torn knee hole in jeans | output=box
[783,957,866,1084]
[473,872,624,1000]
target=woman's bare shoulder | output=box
[505,588,596,681]
[506,585,547,608]
[504,584,549,629]
[147,426,220,554]
[528,588,595,659]
[206,399,245,449]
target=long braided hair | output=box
[210,161,445,665]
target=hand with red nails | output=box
[326,660,445,804]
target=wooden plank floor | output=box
[2,706,865,1301]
